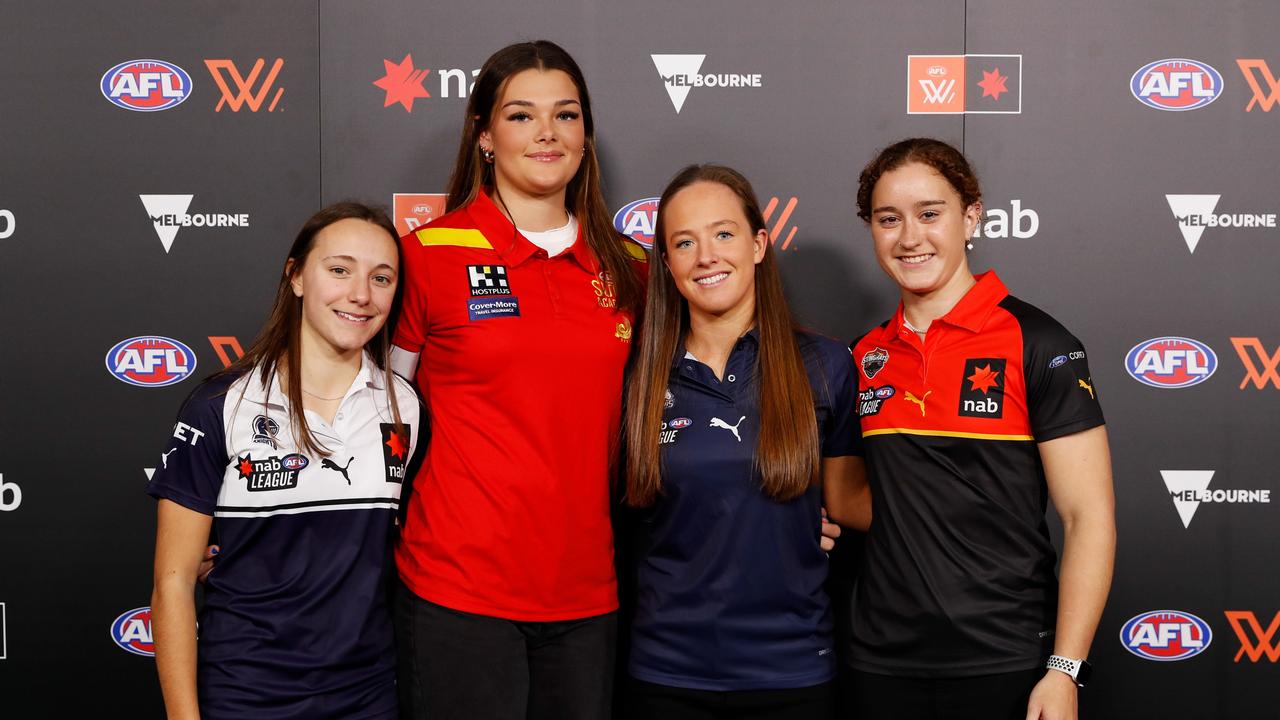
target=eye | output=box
[506,111,531,122]
[672,238,694,249]
[557,110,581,121]
[329,266,350,276]
[715,230,734,241]
[372,274,395,287]
[876,215,901,228]
[920,210,941,221]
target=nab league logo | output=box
[380,423,411,483]
[651,54,762,113]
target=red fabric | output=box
[393,191,643,620]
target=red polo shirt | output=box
[393,191,645,621]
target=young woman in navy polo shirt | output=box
[622,164,869,719]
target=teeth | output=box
[336,311,370,322]
[900,254,933,265]
[696,272,728,285]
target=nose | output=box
[695,237,719,266]
[349,276,371,305]
[899,218,924,249]
[534,113,556,143]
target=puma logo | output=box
[321,456,354,484]
[160,448,177,469]
[1078,378,1094,399]
[709,416,746,442]
[904,390,931,416]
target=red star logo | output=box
[385,429,408,460]
[967,364,1001,394]
[373,54,431,112]
[237,455,254,478]
[977,68,1009,100]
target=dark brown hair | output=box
[624,165,819,507]
[856,137,982,221]
[444,40,642,317]
[218,202,406,457]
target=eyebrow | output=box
[670,219,739,237]
[322,255,397,271]
[871,199,948,214]
[500,98,582,110]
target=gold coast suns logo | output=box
[592,271,617,308]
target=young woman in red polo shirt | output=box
[386,41,645,720]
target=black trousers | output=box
[844,668,1043,720]
[626,678,836,720]
[393,581,617,720]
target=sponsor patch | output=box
[1049,355,1068,369]
[467,265,511,296]
[1120,610,1212,661]
[861,347,889,379]
[237,453,308,491]
[959,358,1006,418]
[380,423,411,483]
[467,297,520,321]
[858,386,895,417]
[252,415,280,449]
[593,272,618,308]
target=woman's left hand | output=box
[820,507,841,552]
[1025,670,1077,720]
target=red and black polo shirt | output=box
[847,270,1104,677]
[393,191,646,621]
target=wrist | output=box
[1045,655,1092,687]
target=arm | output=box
[1026,425,1116,720]
[152,499,214,720]
[822,455,871,532]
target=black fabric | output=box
[626,677,835,720]
[845,668,1043,720]
[394,582,615,720]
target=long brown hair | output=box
[624,165,819,507]
[445,40,642,317]
[218,202,407,457]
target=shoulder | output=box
[180,371,245,416]
[849,320,890,353]
[399,204,496,252]
[996,294,1083,348]
[795,330,856,383]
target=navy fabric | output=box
[628,331,860,691]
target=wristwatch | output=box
[1045,655,1092,687]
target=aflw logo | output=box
[762,197,799,250]
[1233,337,1280,390]
[1225,611,1280,663]
[205,58,285,112]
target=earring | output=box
[481,147,494,163]
[966,240,974,251]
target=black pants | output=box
[844,668,1043,720]
[626,678,835,720]
[393,581,616,720]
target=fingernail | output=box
[211,548,220,555]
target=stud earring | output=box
[481,147,494,163]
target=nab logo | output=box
[1120,610,1212,661]
[1225,611,1280,663]
[205,58,285,112]
[374,53,430,112]
[908,54,1022,114]
[1231,337,1280,390]
[393,193,448,236]
[1125,337,1216,388]
[1130,59,1223,111]
[100,60,193,112]
[106,336,197,388]
[958,358,1006,418]
[974,200,1039,239]
[110,607,155,657]
[613,198,660,250]
[1236,59,1280,112]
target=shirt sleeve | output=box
[813,337,863,458]
[1014,302,1106,442]
[145,378,232,515]
[393,231,429,353]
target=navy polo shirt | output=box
[628,330,861,691]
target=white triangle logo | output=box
[144,468,155,481]
[651,54,706,113]
[1165,194,1220,254]
[140,194,194,253]
[1160,470,1214,528]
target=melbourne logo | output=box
[1160,470,1271,528]
[380,423,411,483]
[1120,610,1213,661]
[205,58,284,112]
[614,198,659,249]
[1225,611,1280,663]
[651,54,762,113]
[237,453,308,491]
[393,193,448,236]
[1237,59,1280,112]
[110,607,155,657]
[139,194,250,253]
[106,336,197,387]
[101,60,193,112]
[958,358,1006,418]
[862,347,889,379]
[467,265,511,296]
[374,55,481,111]
[1165,195,1276,253]
[1130,59,1223,111]
[1125,337,1216,388]
[907,54,1022,114]
[1232,337,1280,390]
[0,474,20,512]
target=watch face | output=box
[1075,659,1093,687]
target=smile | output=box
[334,310,372,323]
[527,152,563,162]
[695,272,729,286]
[899,253,935,265]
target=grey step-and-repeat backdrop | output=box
[1,1,1277,716]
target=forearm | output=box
[152,581,201,720]
[1052,512,1116,659]
[821,455,871,531]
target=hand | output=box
[197,545,219,584]
[820,508,841,553]
[1025,669,1077,720]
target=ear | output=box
[478,128,492,152]
[963,202,983,238]
[752,228,768,265]
[286,259,303,297]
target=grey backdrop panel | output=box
[1,1,1276,717]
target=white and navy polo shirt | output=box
[146,354,418,720]
[627,330,861,691]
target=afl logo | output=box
[100,59,193,112]
[106,336,197,387]
[874,386,895,399]
[110,607,155,657]
[1130,59,1222,111]
[613,197,660,250]
[1125,337,1216,389]
[669,417,693,429]
[1120,610,1212,661]
[281,454,309,471]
